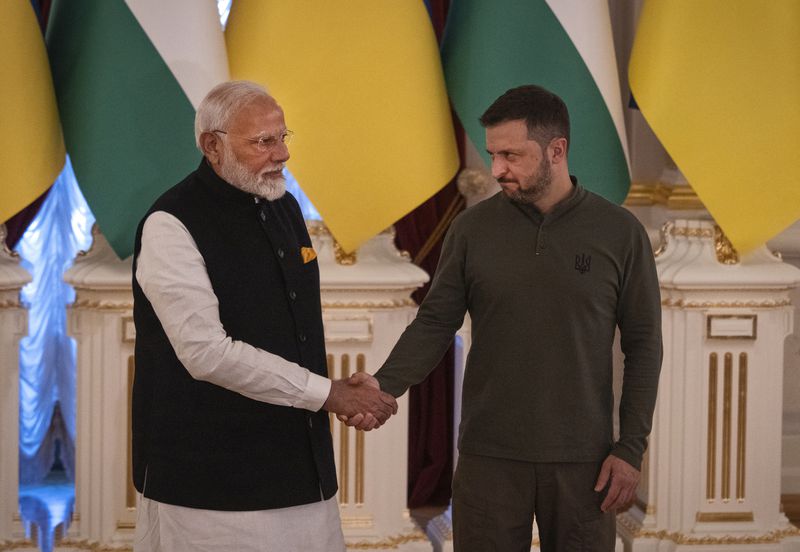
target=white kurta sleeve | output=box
[135,211,331,412]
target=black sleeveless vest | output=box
[131,160,336,510]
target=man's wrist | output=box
[301,372,332,412]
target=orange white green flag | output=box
[46,0,229,258]
[441,0,630,204]
[0,0,65,223]
[225,1,459,252]
[630,1,800,253]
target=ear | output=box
[548,137,568,165]
[199,131,223,166]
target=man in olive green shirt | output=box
[347,85,661,551]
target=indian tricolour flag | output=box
[442,0,630,203]
[46,0,229,258]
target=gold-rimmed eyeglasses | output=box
[212,129,294,152]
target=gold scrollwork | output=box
[714,225,740,265]
[653,221,674,258]
[333,241,358,265]
[670,226,714,239]
[616,514,800,544]
[345,530,428,549]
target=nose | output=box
[270,140,290,164]
[491,156,507,180]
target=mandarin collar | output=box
[507,175,586,224]
[196,158,259,206]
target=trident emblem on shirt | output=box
[575,254,592,274]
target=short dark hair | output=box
[479,85,570,152]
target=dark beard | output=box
[507,156,551,206]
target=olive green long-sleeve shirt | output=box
[375,183,662,470]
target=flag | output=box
[46,0,229,258]
[225,1,459,253]
[0,0,65,223]
[442,0,630,204]
[630,1,800,253]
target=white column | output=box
[0,226,32,546]
[618,219,800,551]
[310,222,432,551]
[61,227,135,550]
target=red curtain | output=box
[395,0,466,508]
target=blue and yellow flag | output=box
[0,0,64,223]
[226,1,459,252]
[630,1,800,252]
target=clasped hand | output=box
[323,372,397,431]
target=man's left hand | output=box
[594,454,640,512]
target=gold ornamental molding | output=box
[714,225,740,265]
[624,183,671,206]
[668,186,705,210]
[0,299,22,309]
[51,541,132,552]
[323,287,419,295]
[0,541,35,551]
[322,298,417,309]
[617,513,800,544]
[706,314,757,340]
[340,515,376,529]
[696,511,754,523]
[662,298,791,309]
[737,352,748,501]
[707,353,718,501]
[624,182,705,209]
[334,240,358,265]
[70,299,134,311]
[345,530,428,550]
[721,353,733,501]
[671,226,714,239]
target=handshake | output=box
[323,372,398,431]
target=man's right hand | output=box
[323,373,397,431]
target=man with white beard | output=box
[130,80,397,551]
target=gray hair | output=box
[194,80,270,149]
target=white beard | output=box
[219,143,286,201]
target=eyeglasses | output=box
[212,129,294,152]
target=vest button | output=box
[289,290,297,300]
[299,333,307,343]
[277,248,285,258]
[308,417,313,428]
[259,211,266,221]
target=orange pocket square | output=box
[301,246,317,264]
